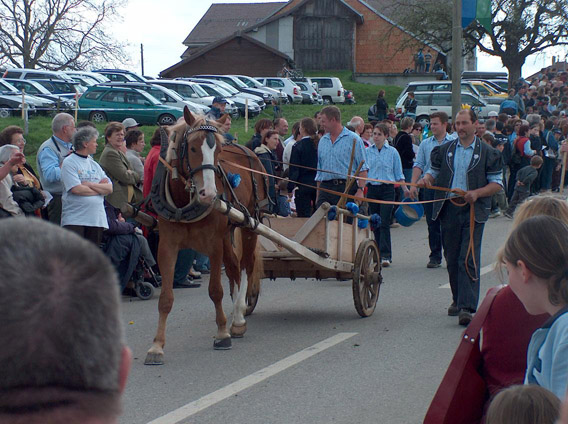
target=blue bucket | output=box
[394,198,424,227]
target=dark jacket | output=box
[430,137,503,223]
[104,201,135,236]
[287,136,317,192]
[515,165,538,193]
[206,106,222,120]
[394,131,415,169]
[246,133,262,151]
[375,97,388,115]
[254,145,277,213]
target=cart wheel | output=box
[352,239,382,317]
[245,291,259,316]
[136,281,155,300]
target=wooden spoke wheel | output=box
[245,290,259,316]
[352,239,382,317]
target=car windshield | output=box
[0,81,18,93]
[51,81,78,92]
[211,81,239,95]
[192,83,208,97]
[238,77,256,88]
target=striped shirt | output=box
[315,127,368,181]
[366,143,405,184]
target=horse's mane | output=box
[165,114,224,163]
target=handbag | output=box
[423,285,504,424]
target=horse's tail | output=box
[247,236,263,297]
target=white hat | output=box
[488,111,498,117]
[122,118,140,129]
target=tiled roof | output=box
[183,2,287,46]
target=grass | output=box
[1,72,402,171]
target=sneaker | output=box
[427,260,442,268]
[489,210,501,218]
[188,270,202,279]
[390,223,401,228]
[447,302,459,316]
[381,259,391,267]
[504,212,513,219]
[458,309,473,326]
[173,278,201,288]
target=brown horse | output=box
[145,108,266,365]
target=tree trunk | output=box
[502,57,524,90]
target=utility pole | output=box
[140,43,145,76]
[451,0,462,121]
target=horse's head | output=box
[173,107,228,205]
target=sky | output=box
[112,0,568,79]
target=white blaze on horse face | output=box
[199,139,217,203]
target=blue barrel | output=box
[394,198,424,227]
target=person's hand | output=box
[13,174,26,184]
[409,185,419,200]
[516,181,524,186]
[7,151,25,167]
[99,178,109,184]
[416,178,430,188]
[81,181,93,188]
[118,213,125,223]
[464,190,479,204]
[134,227,143,235]
[355,188,364,199]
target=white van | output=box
[308,77,345,104]
[396,80,481,105]
[2,68,76,83]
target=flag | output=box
[462,0,492,31]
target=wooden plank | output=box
[293,205,327,244]
[337,213,343,261]
[352,218,357,261]
[259,236,280,252]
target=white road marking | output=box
[439,263,495,288]
[147,332,358,424]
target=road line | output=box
[439,262,496,289]
[147,332,358,424]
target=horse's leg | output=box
[145,230,179,365]
[210,240,232,350]
[230,229,259,337]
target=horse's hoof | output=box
[144,352,164,365]
[213,337,232,350]
[230,323,247,338]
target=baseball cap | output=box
[488,111,498,117]
[122,118,140,129]
[212,96,228,104]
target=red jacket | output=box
[143,145,160,199]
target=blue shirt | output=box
[413,133,453,173]
[315,127,368,181]
[38,135,73,183]
[366,143,405,184]
[427,138,503,193]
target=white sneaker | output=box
[381,259,391,267]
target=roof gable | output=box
[183,2,286,46]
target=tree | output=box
[0,0,129,70]
[385,0,568,87]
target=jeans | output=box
[194,252,210,271]
[423,188,442,263]
[540,157,555,190]
[367,184,395,260]
[174,249,197,283]
[295,186,317,217]
[440,202,485,312]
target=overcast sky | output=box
[113,0,567,79]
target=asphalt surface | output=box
[120,215,513,424]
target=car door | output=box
[100,90,127,121]
[430,93,451,116]
[125,91,155,124]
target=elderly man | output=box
[348,116,365,137]
[273,117,288,168]
[36,113,76,225]
[0,219,131,423]
[418,109,503,326]
[315,106,368,208]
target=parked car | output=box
[154,79,239,118]
[4,78,75,109]
[194,74,272,104]
[0,79,57,115]
[78,85,184,125]
[467,80,507,105]
[64,70,110,84]
[485,79,509,92]
[2,68,76,83]
[92,69,147,83]
[308,77,345,104]
[0,94,34,118]
[233,75,287,104]
[295,81,321,104]
[68,75,99,91]
[396,80,482,105]
[395,91,499,127]
[32,79,82,101]
[186,79,262,117]
[255,77,303,104]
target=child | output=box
[497,215,568,398]
[489,135,508,217]
[276,179,291,217]
[485,385,560,424]
[504,155,543,219]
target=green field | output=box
[1,71,402,170]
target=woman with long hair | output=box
[254,130,280,214]
[288,117,319,217]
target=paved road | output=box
[120,216,513,424]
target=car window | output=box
[474,84,490,95]
[267,79,284,88]
[432,84,451,91]
[173,84,195,98]
[414,94,432,105]
[36,81,55,91]
[192,84,207,97]
[297,83,307,90]
[101,91,125,103]
[463,85,477,96]
[431,93,451,106]
[200,85,217,96]
[239,77,255,88]
[52,81,75,92]
[27,72,55,79]
[126,92,148,105]
[413,85,434,92]
[106,74,129,82]
[83,90,103,100]
[11,81,35,94]
[3,71,22,79]
[463,94,483,106]
[313,79,332,88]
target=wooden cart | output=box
[214,201,383,318]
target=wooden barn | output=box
[160,0,444,77]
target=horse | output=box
[145,107,266,365]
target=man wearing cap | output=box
[207,97,227,120]
[122,118,140,132]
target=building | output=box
[160,0,445,78]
